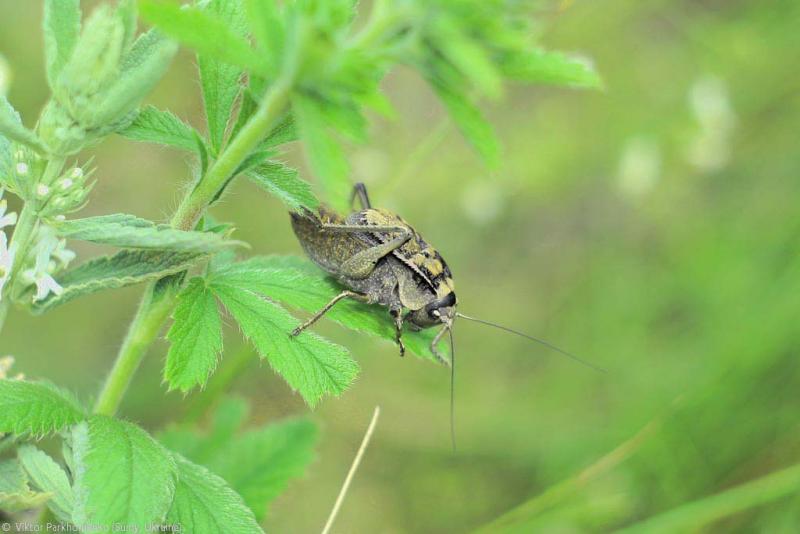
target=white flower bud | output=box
[36,184,50,197]
[15,162,29,176]
[70,167,84,179]
[59,178,74,190]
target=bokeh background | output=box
[3,0,800,532]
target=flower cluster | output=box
[37,164,95,219]
[0,189,17,297]
[18,225,75,302]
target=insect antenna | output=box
[454,313,606,373]
[448,322,457,453]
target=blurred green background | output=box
[3,0,800,532]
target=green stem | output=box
[93,79,293,416]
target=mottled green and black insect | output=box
[290,183,457,363]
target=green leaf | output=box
[139,0,264,74]
[0,459,52,512]
[54,213,243,252]
[199,0,249,152]
[160,396,249,465]
[119,105,199,152]
[72,416,177,530]
[502,49,603,89]
[43,0,81,89]
[94,29,179,125]
[430,80,500,168]
[32,249,205,313]
[209,419,317,520]
[166,454,263,534]
[248,162,319,212]
[0,96,46,153]
[17,445,74,523]
[210,282,359,407]
[212,256,448,362]
[165,278,223,393]
[292,93,351,211]
[245,0,284,78]
[0,380,86,436]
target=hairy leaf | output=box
[0,96,46,153]
[17,445,74,523]
[166,454,263,534]
[0,459,52,512]
[139,0,264,74]
[199,0,248,152]
[95,30,178,125]
[245,0,284,78]
[212,256,448,361]
[248,162,319,212]
[210,282,359,407]
[43,0,81,89]
[32,249,204,313]
[72,416,177,529]
[165,278,223,392]
[55,213,242,251]
[0,380,86,436]
[120,105,199,151]
[209,419,317,520]
[292,93,351,211]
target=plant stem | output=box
[93,79,293,416]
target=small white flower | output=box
[0,197,17,229]
[51,238,76,268]
[15,162,28,176]
[0,232,16,297]
[70,167,84,179]
[59,178,74,190]
[24,234,63,302]
[36,184,50,197]
[55,214,66,222]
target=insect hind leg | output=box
[350,182,372,210]
[291,290,370,337]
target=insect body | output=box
[290,183,456,363]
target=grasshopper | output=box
[290,183,456,363]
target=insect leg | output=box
[429,324,451,366]
[350,182,372,210]
[290,290,369,337]
[390,309,406,356]
[317,224,412,278]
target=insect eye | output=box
[432,310,441,317]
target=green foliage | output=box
[0,96,46,153]
[119,105,199,152]
[209,281,359,407]
[207,419,317,521]
[42,0,81,90]
[165,278,223,393]
[167,454,264,534]
[0,380,86,436]
[31,249,205,313]
[17,445,75,523]
[161,398,317,521]
[247,161,319,212]
[54,213,243,251]
[0,459,52,512]
[72,416,177,529]
[211,255,448,361]
[198,0,249,153]
[139,1,263,74]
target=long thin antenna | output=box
[322,406,381,534]
[455,313,606,373]
[448,323,456,453]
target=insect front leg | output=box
[390,309,406,357]
[290,290,370,337]
[429,323,451,366]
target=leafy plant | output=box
[0,0,598,531]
